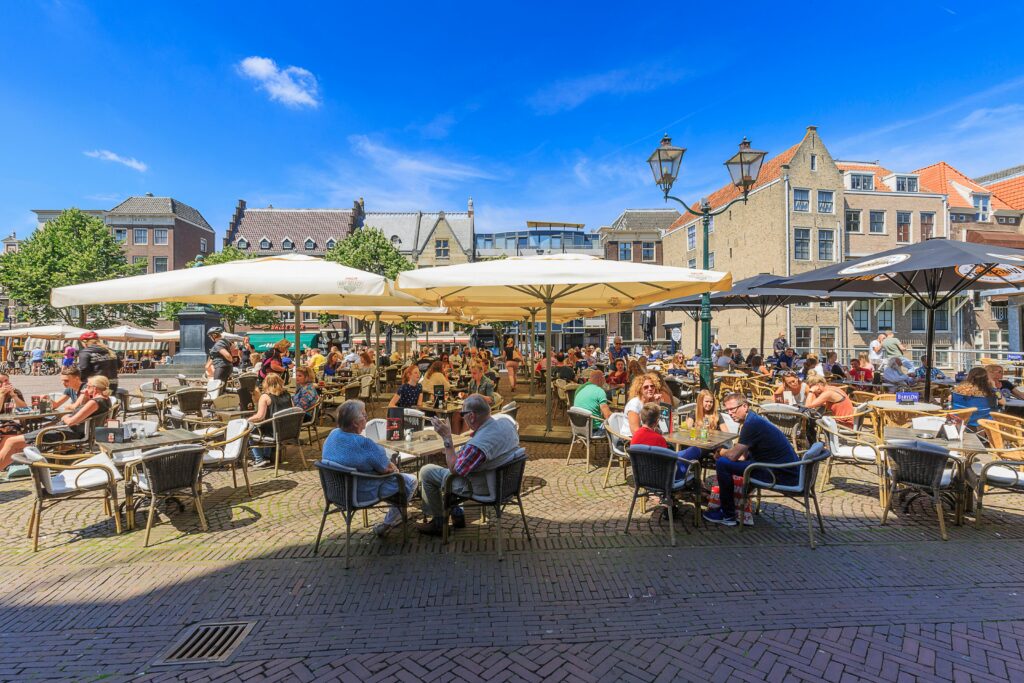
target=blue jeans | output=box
[715,457,753,517]
[252,446,272,463]
[679,446,702,478]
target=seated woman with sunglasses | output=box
[624,373,668,434]
[803,375,854,427]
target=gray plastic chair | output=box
[131,444,208,547]
[625,444,701,546]
[742,442,830,548]
[249,406,307,477]
[567,406,602,469]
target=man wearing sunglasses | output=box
[703,392,798,526]
[416,393,520,537]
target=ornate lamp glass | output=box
[724,137,768,194]
[647,134,686,194]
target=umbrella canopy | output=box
[150,330,181,342]
[778,238,1024,399]
[648,273,882,355]
[0,324,89,339]
[398,253,732,434]
[50,254,423,362]
[90,325,159,342]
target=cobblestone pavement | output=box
[3,383,1024,681]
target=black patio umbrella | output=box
[648,273,879,357]
[777,238,1024,400]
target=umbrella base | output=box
[520,425,573,444]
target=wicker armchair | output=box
[313,459,410,568]
[441,448,530,560]
[301,398,324,450]
[249,406,307,477]
[130,444,208,547]
[817,416,884,505]
[16,447,123,551]
[498,401,519,422]
[603,412,631,488]
[200,418,254,497]
[966,446,1024,526]
[625,445,701,547]
[33,407,110,454]
[566,406,602,469]
[756,404,811,450]
[343,381,361,401]
[235,372,258,411]
[879,439,962,541]
[741,442,830,548]
[166,387,208,429]
[991,412,1024,433]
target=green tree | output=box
[161,246,278,333]
[323,227,415,279]
[0,208,156,327]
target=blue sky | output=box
[2,1,1023,242]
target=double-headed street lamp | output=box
[647,135,767,389]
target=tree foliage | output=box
[323,227,415,279]
[161,246,278,332]
[0,208,157,327]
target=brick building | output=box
[363,198,475,267]
[661,126,1024,367]
[34,195,214,273]
[597,208,680,346]
[223,199,364,257]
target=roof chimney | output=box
[806,125,818,133]
[467,196,474,217]
[145,192,154,197]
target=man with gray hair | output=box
[416,393,521,537]
[321,399,417,537]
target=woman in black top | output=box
[502,337,523,392]
[206,327,235,383]
[0,375,112,470]
[248,373,293,468]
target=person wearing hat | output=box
[77,331,119,392]
[206,327,235,383]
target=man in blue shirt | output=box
[30,347,45,375]
[609,336,629,362]
[322,399,417,537]
[775,347,796,370]
[704,392,799,526]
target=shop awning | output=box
[247,332,318,351]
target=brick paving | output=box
[2,381,1024,681]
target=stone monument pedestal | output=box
[174,307,222,366]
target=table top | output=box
[0,408,72,422]
[715,371,748,379]
[373,431,471,457]
[664,429,739,450]
[884,426,985,453]
[98,428,204,456]
[869,400,940,412]
[420,402,464,415]
[215,408,255,420]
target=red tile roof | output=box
[964,229,1024,249]
[980,172,1024,211]
[666,143,800,233]
[834,162,894,192]
[914,161,1012,211]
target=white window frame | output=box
[818,326,837,353]
[113,228,127,242]
[326,238,336,249]
[869,211,886,234]
[934,304,950,332]
[810,154,817,171]
[794,228,811,261]
[851,300,870,331]
[793,188,810,212]
[132,255,148,273]
[920,212,935,240]
[153,256,168,273]
[153,228,169,246]
[896,211,912,244]
[877,300,894,331]
[708,252,715,269]
[236,238,248,249]
[845,209,861,233]
[850,174,874,191]
[910,302,926,332]
[199,238,208,253]
[817,229,835,261]
[896,176,918,192]
[618,242,632,261]
[259,237,271,250]
[304,237,316,250]
[973,194,991,221]
[794,326,812,353]
[133,228,148,245]
[817,190,834,214]
[687,258,696,269]
[435,238,450,259]
[686,225,696,251]
[281,237,294,250]
[641,241,656,262]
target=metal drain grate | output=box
[155,621,256,665]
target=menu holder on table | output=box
[896,391,920,406]
[386,407,404,441]
[432,385,445,410]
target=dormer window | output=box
[895,176,918,192]
[850,173,874,190]
[282,237,294,250]
[304,237,316,250]
[325,238,336,249]
[973,194,991,221]
[259,237,271,250]
[237,238,249,249]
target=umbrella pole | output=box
[759,314,766,358]
[292,300,302,371]
[530,310,537,398]
[374,311,381,361]
[401,315,409,363]
[544,298,554,433]
[925,306,935,402]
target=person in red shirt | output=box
[848,352,874,382]
[630,402,669,449]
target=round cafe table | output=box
[868,400,940,412]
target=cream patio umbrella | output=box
[0,324,89,339]
[398,253,732,436]
[89,325,159,342]
[50,254,425,362]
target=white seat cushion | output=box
[191,427,221,437]
[203,448,234,464]
[972,462,1024,487]
[834,445,878,463]
[888,467,954,487]
[133,471,151,492]
[49,453,123,495]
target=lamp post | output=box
[647,135,767,390]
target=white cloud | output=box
[528,64,687,115]
[83,149,147,172]
[955,104,1024,130]
[412,113,457,140]
[237,56,320,108]
[349,135,498,183]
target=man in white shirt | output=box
[868,333,885,370]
